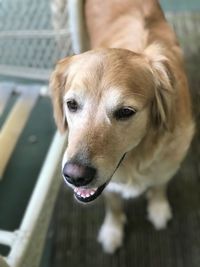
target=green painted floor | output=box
[161,0,200,12]
[0,93,56,256]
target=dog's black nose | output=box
[63,163,96,187]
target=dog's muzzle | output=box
[62,153,126,203]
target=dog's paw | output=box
[98,216,125,254]
[147,200,172,230]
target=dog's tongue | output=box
[74,187,97,198]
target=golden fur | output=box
[50,0,194,253]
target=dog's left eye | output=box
[114,107,136,120]
[67,99,79,112]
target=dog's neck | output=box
[88,12,148,53]
[85,0,177,55]
[125,126,167,172]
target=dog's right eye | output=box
[67,99,79,112]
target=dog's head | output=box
[50,47,174,203]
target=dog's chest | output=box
[106,180,146,199]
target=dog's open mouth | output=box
[69,153,126,203]
[73,183,107,203]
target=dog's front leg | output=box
[98,191,126,254]
[146,184,172,230]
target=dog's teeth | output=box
[74,187,98,198]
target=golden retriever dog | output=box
[50,0,194,253]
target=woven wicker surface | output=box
[47,11,200,267]
[0,0,73,80]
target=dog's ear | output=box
[50,57,71,133]
[145,44,175,131]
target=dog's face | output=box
[50,48,174,203]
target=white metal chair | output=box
[0,0,85,266]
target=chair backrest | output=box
[0,0,74,81]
